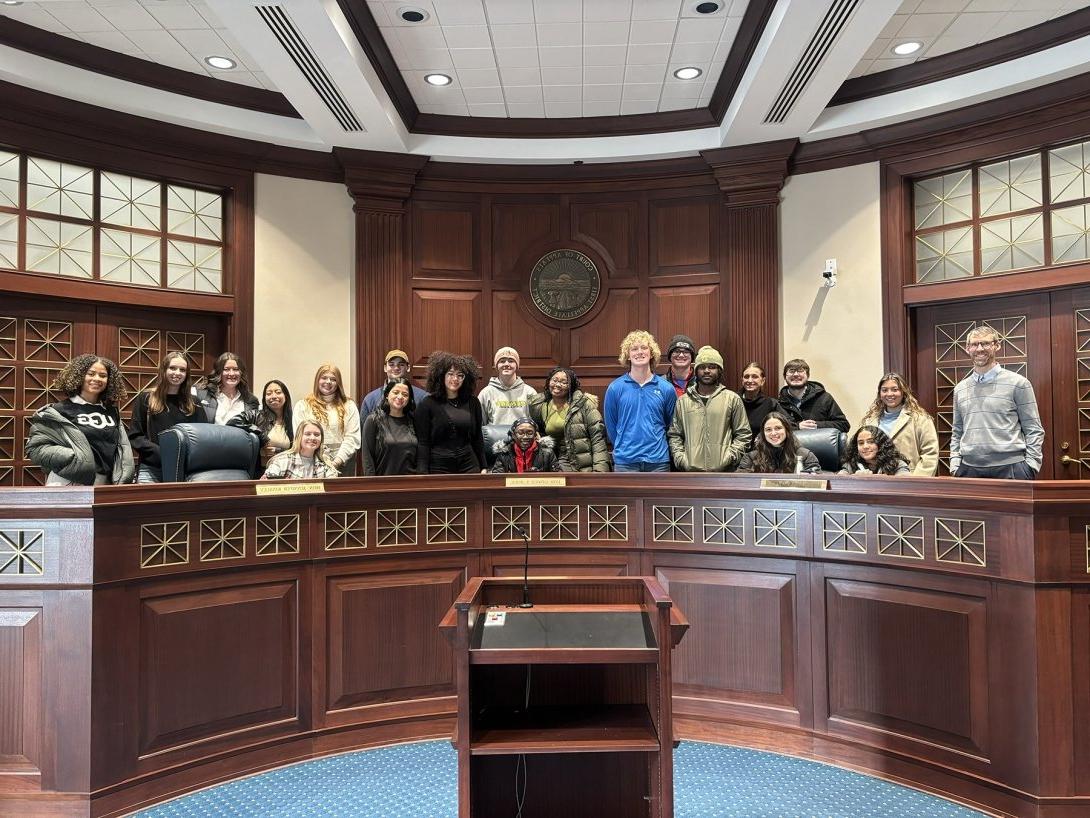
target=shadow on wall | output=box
[802,285,832,343]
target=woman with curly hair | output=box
[859,373,938,476]
[194,352,258,425]
[127,351,208,483]
[292,363,361,476]
[26,353,134,485]
[414,351,487,474]
[229,379,294,469]
[735,411,821,474]
[526,366,610,472]
[839,425,910,475]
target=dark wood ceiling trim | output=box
[334,0,419,127]
[0,17,301,119]
[830,7,1090,107]
[709,0,779,121]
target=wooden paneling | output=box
[325,568,461,711]
[492,202,560,279]
[723,202,780,380]
[0,607,42,774]
[650,197,717,274]
[410,290,481,366]
[570,201,639,278]
[490,292,561,371]
[138,581,297,754]
[648,285,719,353]
[1073,588,1090,792]
[413,203,477,278]
[821,576,989,759]
[570,288,639,368]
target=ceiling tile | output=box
[0,6,64,30]
[484,0,536,25]
[661,82,702,100]
[500,66,543,84]
[584,64,626,83]
[537,22,583,46]
[423,102,471,115]
[457,67,503,86]
[39,3,113,33]
[76,30,142,54]
[582,100,620,115]
[169,28,232,58]
[538,46,583,66]
[989,9,1054,37]
[620,99,659,114]
[381,0,440,27]
[923,35,979,56]
[897,12,958,36]
[862,37,893,60]
[503,85,544,102]
[675,16,726,43]
[584,0,633,22]
[468,102,509,116]
[583,44,627,65]
[442,25,493,48]
[627,42,673,64]
[534,0,583,24]
[92,2,162,32]
[462,85,505,103]
[394,26,450,50]
[491,23,538,47]
[543,84,583,101]
[544,101,584,117]
[144,2,209,30]
[625,63,667,83]
[669,40,717,62]
[411,48,456,71]
[583,21,631,45]
[879,14,909,38]
[630,19,678,43]
[451,48,498,69]
[367,1,394,27]
[963,0,1016,9]
[432,0,487,25]
[659,98,696,111]
[584,83,622,101]
[506,101,546,115]
[622,82,663,100]
[541,66,582,83]
[120,28,182,52]
[914,0,971,11]
[632,0,683,20]
[937,11,1003,38]
[496,47,540,67]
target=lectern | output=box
[440,577,689,818]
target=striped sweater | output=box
[949,365,1043,472]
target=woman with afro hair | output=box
[413,351,487,474]
[26,353,135,485]
[838,425,910,476]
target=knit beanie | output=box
[694,345,723,370]
[494,346,520,367]
[667,334,696,356]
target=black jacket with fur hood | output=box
[490,435,562,473]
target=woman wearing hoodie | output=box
[478,346,537,427]
[526,367,610,472]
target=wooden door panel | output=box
[1049,287,1090,479]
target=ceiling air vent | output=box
[257,5,364,132]
[764,0,861,124]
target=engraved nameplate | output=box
[255,482,326,496]
[505,476,567,488]
[760,478,829,491]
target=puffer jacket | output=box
[490,435,562,473]
[777,381,850,432]
[667,384,752,471]
[26,403,135,485]
[526,390,610,472]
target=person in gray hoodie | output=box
[478,346,538,427]
[26,353,135,485]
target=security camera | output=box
[822,258,837,288]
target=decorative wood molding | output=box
[831,8,1090,107]
[335,148,429,212]
[0,17,300,119]
[702,139,798,206]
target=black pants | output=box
[955,461,1036,480]
[429,446,480,474]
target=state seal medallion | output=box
[529,249,601,321]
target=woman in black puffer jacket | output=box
[526,367,610,472]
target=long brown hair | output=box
[303,363,348,430]
[862,372,929,423]
[749,411,802,474]
[146,351,196,415]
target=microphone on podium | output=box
[514,525,532,608]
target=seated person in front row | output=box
[838,426,909,476]
[736,411,821,474]
[261,420,340,480]
[490,418,562,474]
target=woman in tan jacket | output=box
[860,373,939,476]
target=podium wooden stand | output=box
[440,577,689,818]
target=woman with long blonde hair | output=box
[261,420,339,480]
[859,372,938,476]
[127,351,209,482]
[292,363,361,476]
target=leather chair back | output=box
[481,424,509,468]
[793,427,847,473]
[159,423,261,482]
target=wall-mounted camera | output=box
[822,258,837,288]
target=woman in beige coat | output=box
[859,373,939,476]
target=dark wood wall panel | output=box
[822,577,988,758]
[411,290,481,367]
[650,197,717,274]
[570,201,639,278]
[138,581,297,755]
[1073,588,1090,792]
[413,203,477,278]
[490,291,561,371]
[0,606,41,774]
[325,568,462,711]
[648,285,720,354]
[492,202,560,279]
[723,202,780,379]
[570,288,639,369]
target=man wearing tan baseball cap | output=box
[360,349,427,415]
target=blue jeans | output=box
[615,461,670,472]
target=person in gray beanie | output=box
[667,345,752,472]
[665,334,697,396]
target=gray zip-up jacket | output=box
[26,403,135,485]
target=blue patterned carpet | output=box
[133,740,988,818]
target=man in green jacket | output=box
[667,346,752,472]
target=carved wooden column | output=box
[334,148,429,396]
[701,139,796,383]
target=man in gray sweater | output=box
[950,325,1044,479]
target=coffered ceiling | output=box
[2,0,1090,163]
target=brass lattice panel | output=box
[256,514,300,556]
[0,529,44,576]
[426,507,467,544]
[587,505,628,541]
[702,506,744,546]
[876,514,925,560]
[753,508,797,549]
[821,511,866,554]
[540,505,579,541]
[199,518,246,562]
[935,518,986,567]
[377,509,418,547]
[141,522,189,568]
[325,511,367,550]
[652,505,694,543]
[492,505,531,542]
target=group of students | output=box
[24,322,1041,485]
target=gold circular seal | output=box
[529,249,601,321]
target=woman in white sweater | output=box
[292,363,361,476]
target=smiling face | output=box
[696,364,720,386]
[741,366,765,395]
[317,370,338,397]
[856,430,878,464]
[385,357,409,380]
[879,379,904,409]
[548,371,570,400]
[496,356,518,378]
[81,360,109,401]
[264,382,285,413]
[628,342,652,368]
[444,368,465,397]
[763,416,787,447]
[965,333,999,369]
[387,383,410,414]
[669,348,692,370]
[220,359,241,392]
[513,422,537,449]
[299,422,323,457]
[784,365,809,389]
[164,357,187,390]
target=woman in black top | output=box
[414,352,486,474]
[128,351,208,483]
[738,362,781,443]
[363,378,418,476]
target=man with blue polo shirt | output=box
[604,330,677,472]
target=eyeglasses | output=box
[966,341,996,349]
[785,367,807,374]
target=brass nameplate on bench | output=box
[505,476,567,488]
[255,481,326,496]
[760,478,828,490]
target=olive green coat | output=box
[527,390,610,472]
[667,384,752,472]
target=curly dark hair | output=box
[543,366,580,400]
[50,354,126,407]
[749,411,802,474]
[841,425,907,475]
[424,351,481,400]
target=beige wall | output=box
[779,162,883,430]
[253,173,355,406]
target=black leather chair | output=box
[159,423,261,482]
[481,424,509,469]
[793,427,847,473]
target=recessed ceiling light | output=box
[204,55,237,70]
[2,1,25,6]
[399,6,429,23]
[424,73,452,86]
[892,41,923,56]
[695,1,721,13]
[673,67,703,80]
